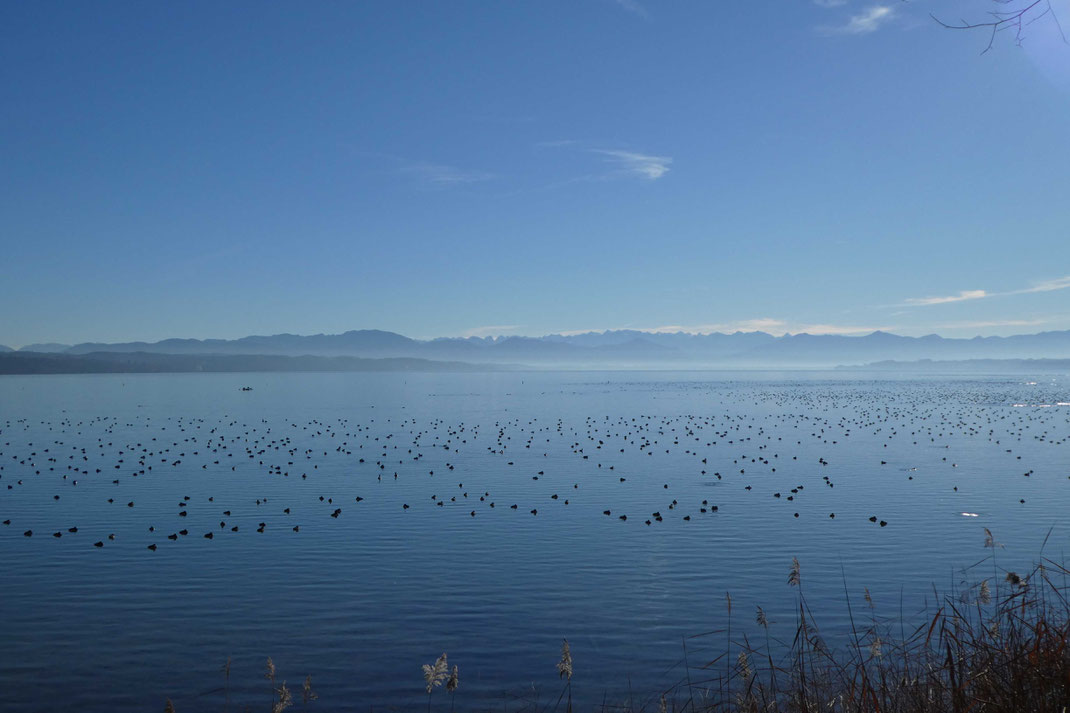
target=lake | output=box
[1,371,1067,712]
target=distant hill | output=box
[18,343,71,353]
[0,351,500,375]
[0,344,12,353]
[836,358,1070,373]
[45,328,1070,367]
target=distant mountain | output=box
[66,329,421,357]
[0,344,12,353]
[0,351,499,375]
[837,358,1070,373]
[18,343,71,353]
[22,328,1070,367]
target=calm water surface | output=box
[1,371,1068,712]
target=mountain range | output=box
[3,328,1070,368]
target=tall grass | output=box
[664,540,1070,713]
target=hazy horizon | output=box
[8,323,1070,352]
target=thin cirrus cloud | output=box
[534,142,672,182]
[591,149,673,180]
[903,275,1070,307]
[825,5,896,35]
[1016,275,1070,294]
[398,161,495,186]
[903,289,988,306]
[610,0,649,19]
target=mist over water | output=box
[1,370,1067,712]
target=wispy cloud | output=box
[399,161,495,186]
[903,289,988,306]
[610,0,649,19]
[534,142,672,184]
[826,5,896,34]
[1015,275,1070,294]
[813,0,849,7]
[902,275,1070,307]
[591,149,672,180]
[460,325,521,338]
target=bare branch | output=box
[931,0,1066,54]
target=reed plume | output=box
[446,664,459,713]
[556,639,573,680]
[737,651,752,682]
[788,557,800,587]
[271,682,293,713]
[422,653,449,693]
[302,674,318,708]
[266,657,277,708]
[423,653,448,712]
[557,639,574,713]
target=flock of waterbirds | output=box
[1,380,1066,551]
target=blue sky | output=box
[2,0,1069,347]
